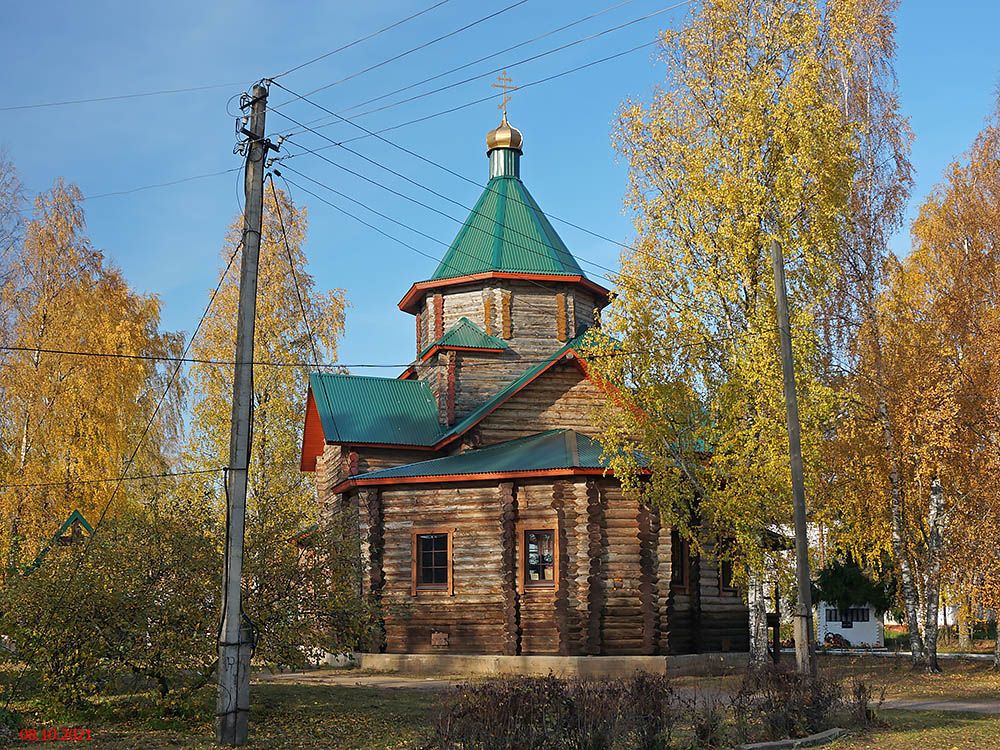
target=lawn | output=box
[4,683,435,749]
[3,657,998,748]
[674,653,1000,703]
[832,710,1000,750]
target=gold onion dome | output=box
[486,113,523,152]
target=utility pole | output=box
[217,82,269,746]
[770,239,816,678]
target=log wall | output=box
[340,474,748,656]
[473,361,605,445]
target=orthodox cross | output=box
[492,71,517,115]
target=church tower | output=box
[399,111,610,425]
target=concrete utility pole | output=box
[770,239,816,678]
[217,82,269,746]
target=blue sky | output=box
[1,1,997,373]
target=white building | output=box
[816,602,884,648]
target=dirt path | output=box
[258,669,1000,715]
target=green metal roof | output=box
[311,329,599,448]
[352,429,613,481]
[432,176,587,281]
[310,373,441,446]
[419,317,509,359]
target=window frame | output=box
[718,557,739,597]
[670,529,691,593]
[517,522,559,593]
[411,528,454,596]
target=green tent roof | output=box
[352,429,613,481]
[419,317,509,359]
[310,373,441,446]
[432,176,587,281]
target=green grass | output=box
[4,658,999,749]
[832,710,1000,750]
[3,683,435,749]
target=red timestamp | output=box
[18,727,92,742]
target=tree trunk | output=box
[881,403,924,667]
[921,476,945,673]
[957,596,972,653]
[993,626,999,671]
[748,567,769,669]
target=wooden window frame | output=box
[718,558,739,597]
[517,522,559,594]
[670,528,690,594]
[411,527,454,596]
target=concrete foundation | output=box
[351,652,748,678]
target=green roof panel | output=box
[431,177,587,281]
[352,429,613,481]
[310,373,441,446]
[420,316,509,358]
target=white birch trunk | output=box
[747,567,769,668]
[921,477,945,672]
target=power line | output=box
[276,0,690,139]
[14,168,243,215]
[274,36,654,152]
[332,0,640,119]
[273,86,627,281]
[3,226,245,711]
[275,78,637,257]
[272,0,452,80]
[269,0,533,111]
[0,468,223,490]
[0,81,241,113]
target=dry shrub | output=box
[430,672,682,750]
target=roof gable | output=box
[302,329,612,470]
[439,330,594,444]
[419,317,508,361]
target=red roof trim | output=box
[398,272,611,313]
[300,388,325,472]
[330,466,623,495]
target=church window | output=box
[670,529,690,592]
[412,530,452,595]
[518,524,558,592]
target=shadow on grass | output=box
[1,673,436,750]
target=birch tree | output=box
[0,178,180,569]
[586,0,889,665]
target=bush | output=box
[0,707,24,745]
[431,673,686,750]
[731,664,880,743]
[734,666,840,740]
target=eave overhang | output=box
[329,466,624,496]
[397,271,611,314]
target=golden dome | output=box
[486,113,523,152]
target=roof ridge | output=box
[311,371,428,383]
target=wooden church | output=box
[300,110,749,657]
